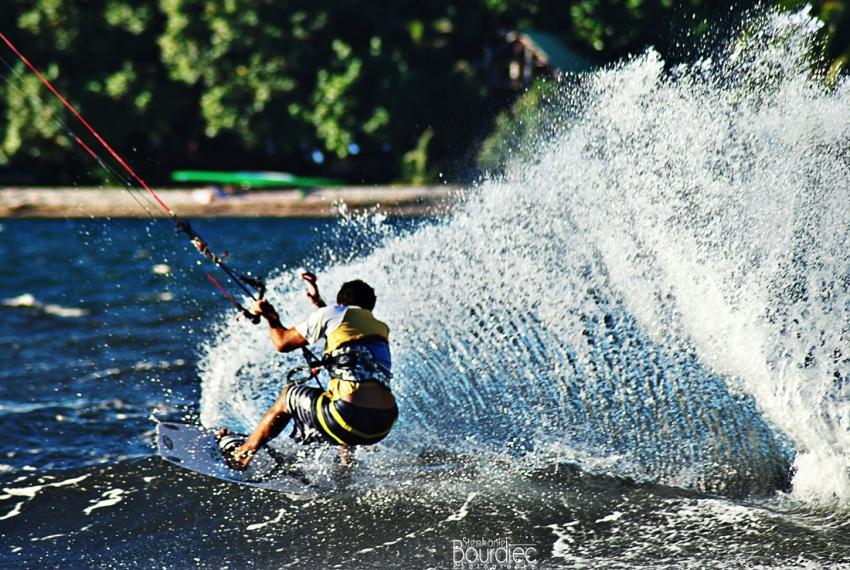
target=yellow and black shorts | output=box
[284,384,397,446]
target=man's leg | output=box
[332,445,355,486]
[338,445,355,467]
[228,385,293,468]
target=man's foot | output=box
[215,428,253,471]
[215,428,235,441]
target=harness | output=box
[325,344,392,385]
[286,342,392,390]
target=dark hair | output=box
[337,280,376,310]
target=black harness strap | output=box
[285,347,328,391]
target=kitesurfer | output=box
[217,272,397,469]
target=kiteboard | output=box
[156,421,314,494]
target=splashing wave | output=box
[200,9,850,502]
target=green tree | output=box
[778,0,850,80]
[476,1,798,174]
[156,1,519,182]
[3,1,842,186]
[567,0,760,59]
[0,0,195,183]
[477,79,561,175]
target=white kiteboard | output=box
[156,421,315,494]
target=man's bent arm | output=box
[268,322,309,352]
[254,300,309,352]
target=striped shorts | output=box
[284,384,398,446]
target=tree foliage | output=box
[779,0,850,80]
[477,79,561,175]
[0,1,843,185]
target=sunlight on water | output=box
[200,9,850,502]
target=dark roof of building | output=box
[509,30,595,74]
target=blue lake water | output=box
[0,217,848,569]
[0,217,396,475]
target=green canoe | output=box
[171,170,340,189]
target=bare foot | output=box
[215,428,254,471]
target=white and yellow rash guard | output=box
[294,305,391,399]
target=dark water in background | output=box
[0,218,338,474]
[0,217,848,569]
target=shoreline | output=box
[0,186,459,218]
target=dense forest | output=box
[0,1,846,185]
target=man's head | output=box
[337,280,377,310]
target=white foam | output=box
[246,508,287,531]
[197,9,850,504]
[3,474,89,499]
[595,512,624,524]
[0,474,89,521]
[2,293,89,318]
[83,488,126,515]
[0,293,34,307]
[30,534,65,542]
[0,502,24,521]
[445,491,479,522]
